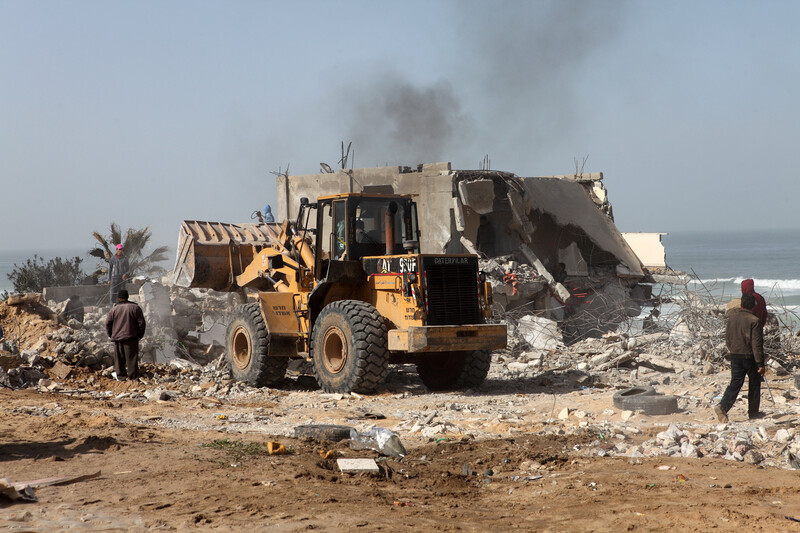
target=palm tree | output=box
[89,223,170,279]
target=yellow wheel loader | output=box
[172,193,506,393]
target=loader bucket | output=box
[171,220,283,290]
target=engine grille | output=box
[422,258,482,326]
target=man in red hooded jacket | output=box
[741,279,767,327]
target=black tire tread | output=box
[612,386,657,410]
[417,350,492,391]
[226,303,287,387]
[311,300,389,393]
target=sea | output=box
[1,229,798,313]
[662,228,800,313]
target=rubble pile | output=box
[482,258,648,340]
[0,298,60,353]
[568,421,800,469]
[0,282,241,389]
[491,277,800,382]
[137,282,241,365]
[481,257,547,306]
[3,274,800,473]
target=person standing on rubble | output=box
[714,292,766,422]
[108,244,130,307]
[741,278,767,327]
[263,204,275,223]
[475,215,495,257]
[105,289,146,381]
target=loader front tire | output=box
[417,350,491,391]
[226,303,287,387]
[311,300,389,393]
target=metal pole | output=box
[763,374,776,405]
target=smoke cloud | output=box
[458,0,632,165]
[338,74,474,167]
[333,1,630,170]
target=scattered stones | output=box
[774,429,793,444]
[2,272,800,476]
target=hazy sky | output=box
[2,0,799,254]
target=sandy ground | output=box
[3,372,800,532]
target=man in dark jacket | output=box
[714,293,766,422]
[741,278,767,327]
[105,289,146,380]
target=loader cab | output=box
[315,193,420,280]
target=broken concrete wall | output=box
[43,281,144,306]
[558,242,589,277]
[278,164,531,258]
[520,178,644,278]
[456,172,524,257]
[621,233,667,269]
[457,179,494,214]
[276,162,657,343]
[277,162,456,255]
[542,172,613,220]
[277,164,644,276]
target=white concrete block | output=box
[458,179,494,214]
[337,458,380,474]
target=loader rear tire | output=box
[311,300,389,393]
[226,303,287,387]
[417,350,491,391]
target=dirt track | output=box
[3,381,800,532]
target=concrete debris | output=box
[0,280,240,389]
[294,424,354,442]
[0,478,37,502]
[50,361,72,380]
[515,315,563,351]
[275,163,682,344]
[12,276,795,421]
[774,428,793,444]
[337,458,380,474]
[1,471,102,504]
[1,178,800,482]
[561,419,800,470]
[0,367,11,388]
[6,293,41,306]
[457,179,494,214]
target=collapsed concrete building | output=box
[21,162,678,370]
[277,162,678,343]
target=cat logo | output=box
[379,258,391,273]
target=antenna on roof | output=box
[320,162,333,173]
[339,141,352,169]
[574,154,589,178]
[478,154,490,170]
[270,164,290,179]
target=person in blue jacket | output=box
[263,205,275,223]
